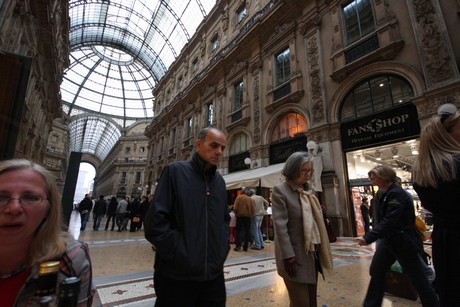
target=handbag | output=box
[384,262,417,301]
[321,205,337,243]
[324,219,337,243]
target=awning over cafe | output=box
[222,163,285,190]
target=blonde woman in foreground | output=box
[0,159,95,306]
[412,103,460,307]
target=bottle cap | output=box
[60,276,81,289]
[38,261,60,275]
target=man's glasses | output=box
[0,194,48,206]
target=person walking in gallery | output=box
[360,197,370,234]
[0,159,95,306]
[93,195,107,231]
[129,196,141,232]
[116,196,128,232]
[356,164,439,307]
[139,195,149,230]
[233,187,254,252]
[105,196,118,231]
[249,189,268,250]
[229,206,236,244]
[412,103,460,307]
[78,193,93,231]
[272,151,333,307]
[144,127,229,307]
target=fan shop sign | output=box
[341,103,420,150]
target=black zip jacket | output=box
[144,153,230,281]
[363,183,420,247]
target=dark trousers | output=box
[235,216,252,250]
[116,213,128,231]
[80,212,89,230]
[363,236,439,307]
[93,213,104,230]
[153,272,226,307]
[105,214,116,230]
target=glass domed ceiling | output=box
[61,0,216,161]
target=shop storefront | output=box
[341,102,421,236]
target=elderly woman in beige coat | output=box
[272,151,333,307]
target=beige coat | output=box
[272,181,324,284]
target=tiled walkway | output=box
[69,211,427,306]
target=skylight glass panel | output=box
[64,0,216,161]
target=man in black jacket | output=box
[93,195,107,231]
[78,193,93,231]
[145,127,229,307]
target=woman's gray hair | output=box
[282,151,313,182]
[368,164,397,184]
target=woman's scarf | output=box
[296,188,334,277]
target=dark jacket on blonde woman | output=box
[413,103,460,307]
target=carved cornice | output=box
[299,14,321,36]
[307,123,341,143]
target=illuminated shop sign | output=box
[340,103,420,150]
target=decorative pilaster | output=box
[407,0,459,88]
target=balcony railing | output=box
[273,83,291,101]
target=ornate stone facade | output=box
[3,0,459,236]
[144,0,460,236]
[0,0,69,181]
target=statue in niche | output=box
[307,141,323,192]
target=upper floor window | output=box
[229,133,249,155]
[191,58,198,72]
[233,80,244,111]
[177,75,184,89]
[340,74,414,121]
[139,146,145,153]
[271,113,308,142]
[125,147,131,154]
[135,172,141,184]
[211,34,219,51]
[275,48,290,87]
[159,137,164,153]
[343,0,375,45]
[185,117,193,139]
[206,103,214,127]
[236,4,247,23]
[166,89,171,102]
[170,128,176,148]
[121,172,127,184]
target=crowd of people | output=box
[230,187,270,251]
[76,193,150,233]
[1,102,459,306]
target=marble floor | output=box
[69,212,429,306]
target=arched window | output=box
[228,133,250,173]
[229,133,249,155]
[131,187,142,199]
[340,75,414,121]
[271,112,307,142]
[116,187,126,198]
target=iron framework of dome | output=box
[61,0,217,161]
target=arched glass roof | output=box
[61,0,216,161]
